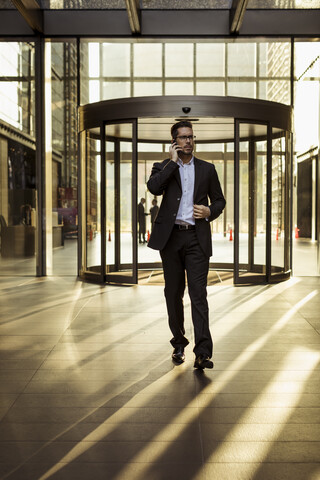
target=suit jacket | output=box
[147,157,226,257]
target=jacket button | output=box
[177,197,180,201]
[173,213,176,216]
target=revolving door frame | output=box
[78,95,292,285]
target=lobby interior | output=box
[1,1,320,479]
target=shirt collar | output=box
[177,156,194,167]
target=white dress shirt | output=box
[175,156,195,226]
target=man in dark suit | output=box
[147,121,225,370]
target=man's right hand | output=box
[169,141,181,163]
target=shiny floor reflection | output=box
[0,276,319,480]
[0,235,318,277]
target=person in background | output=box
[138,197,147,244]
[149,198,159,232]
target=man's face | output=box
[175,127,194,156]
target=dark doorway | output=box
[297,158,312,238]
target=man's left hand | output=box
[193,204,210,219]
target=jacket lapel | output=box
[174,164,182,189]
[193,157,202,200]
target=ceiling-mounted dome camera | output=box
[182,107,191,114]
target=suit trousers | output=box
[160,228,213,358]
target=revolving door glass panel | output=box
[235,122,268,283]
[105,122,137,284]
[270,129,291,279]
[85,129,102,278]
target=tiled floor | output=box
[0,276,319,480]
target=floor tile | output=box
[202,463,320,480]
[202,440,320,462]
[0,461,205,480]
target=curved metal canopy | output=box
[79,95,292,143]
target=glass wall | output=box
[80,39,291,105]
[86,130,101,274]
[271,133,286,273]
[0,40,80,276]
[50,41,78,275]
[293,40,320,275]
[0,42,36,275]
[2,37,320,277]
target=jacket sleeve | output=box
[147,159,179,196]
[207,165,226,222]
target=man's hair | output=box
[171,121,193,140]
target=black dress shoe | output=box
[172,346,185,364]
[194,354,214,370]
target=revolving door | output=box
[78,96,292,285]
[79,120,138,283]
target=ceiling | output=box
[4,0,320,10]
[1,0,320,36]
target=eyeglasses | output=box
[176,135,196,141]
